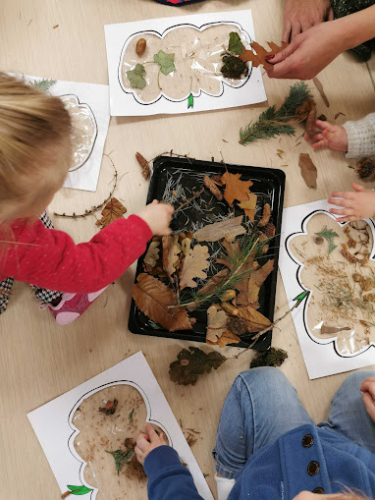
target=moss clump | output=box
[250,347,288,369]
[221,54,248,79]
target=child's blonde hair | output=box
[0,72,72,224]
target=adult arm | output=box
[1,215,152,293]
[268,5,375,80]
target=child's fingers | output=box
[327,198,353,208]
[146,423,160,443]
[136,434,150,452]
[333,215,357,223]
[315,120,333,130]
[311,140,328,148]
[352,182,365,192]
[360,379,375,394]
[329,207,354,216]
[330,191,355,200]
[310,133,324,142]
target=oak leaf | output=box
[132,273,194,331]
[96,197,127,230]
[206,304,228,343]
[238,193,257,222]
[206,330,241,348]
[162,235,182,276]
[299,153,317,189]
[169,347,226,386]
[194,216,246,243]
[144,240,160,268]
[239,41,288,70]
[221,172,253,207]
[237,305,271,333]
[180,244,210,289]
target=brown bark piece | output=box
[299,153,317,189]
[239,41,288,70]
[132,273,194,331]
[194,216,246,243]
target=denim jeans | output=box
[212,367,375,479]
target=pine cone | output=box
[227,316,248,335]
[264,222,276,239]
[356,158,375,180]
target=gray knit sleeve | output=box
[342,113,375,158]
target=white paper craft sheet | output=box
[279,199,375,379]
[104,10,266,116]
[28,352,214,500]
[25,76,110,192]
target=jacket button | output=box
[302,434,314,448]
[313,488,325,494]
[307,461,320,476]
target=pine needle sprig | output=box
[32,79,57,92]
[239,82,312,145]
[105,449,134,475]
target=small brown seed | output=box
[314,236,324,245]
[136,38,147,56]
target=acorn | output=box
[220,289,236,302]
[136,38,147,56]
[221,302,239,315]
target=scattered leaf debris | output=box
[299,153,317,188]
[313,77,330,107]
[99,399,118,415]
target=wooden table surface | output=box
[0,1,374,499]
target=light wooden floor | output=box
[0,1,374,499]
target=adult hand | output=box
[328,183,375,222]
[267,21,344,80]
[282,0,333,43]
[305,120,348,151]
[137,200,174,236]
[360,377,375,423]
[135,423,167,465]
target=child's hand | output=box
[135,423,167,465]
[305,120,348,151]
[328,182,375,222]
[360,377,375,423]
[137,200,174,236]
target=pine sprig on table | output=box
[239,82,312,145]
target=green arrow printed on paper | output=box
[187,93,194,109]
[293,291,310,307]
[67,485,93,496]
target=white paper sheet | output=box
[279,199,375,379]
[104,10,266,116]
[28,351,214,500]
[24,75,110,192]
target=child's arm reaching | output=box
[306,113,375,158]
[329,182,375,222]
[135,424,204,500]
[1,201,173,294]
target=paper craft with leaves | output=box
[154,50,176,75]
[126,64,147,90]
[132,273,195,331]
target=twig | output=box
[174,188,204,214]
[313,77,330,108]
[53,153,118,219]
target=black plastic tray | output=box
[128,156,285,351]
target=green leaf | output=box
[228,32,245,55]
[67,485,93,496]
[153,50,176,76]
[126,64,146,90]
[187,93,194,109]
[315,226,339,255]
[293,291,310,307]
[32,79,56,92]
[128,408,135,424]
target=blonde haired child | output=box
[306,114,375,222]
[0,72,173,324]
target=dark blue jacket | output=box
[144,424,375,500]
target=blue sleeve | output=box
[144,446,204,500]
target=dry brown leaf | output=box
[258,203,271,227]
[238,193,257,222]
[206,304,228,343]
[180,244,210,290]
[203,176,223,201]
[252,259,274,288]
[299,153,317,189]
[135,152,151,180]
[296,99,317,137]
[96,197,127,229]
[181,238,192,256]
[144,240,160,267]
[207,329,241,347]
[239,41,288,69]
[132,273,195,331]
[236,259,274,308]
[162,235,182,276]
[221,172,253,207]
[197,269,229,296]
[194,216,246,243]
[313,77,330,108]
[320,325,351,335]
[237,305,271,333]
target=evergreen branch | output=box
[239,82,312,145]
[105,449,134,475]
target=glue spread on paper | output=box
[279,200,375,379]
[104,10,266,116]
[27,352,214,500]
[23,75,110,192]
